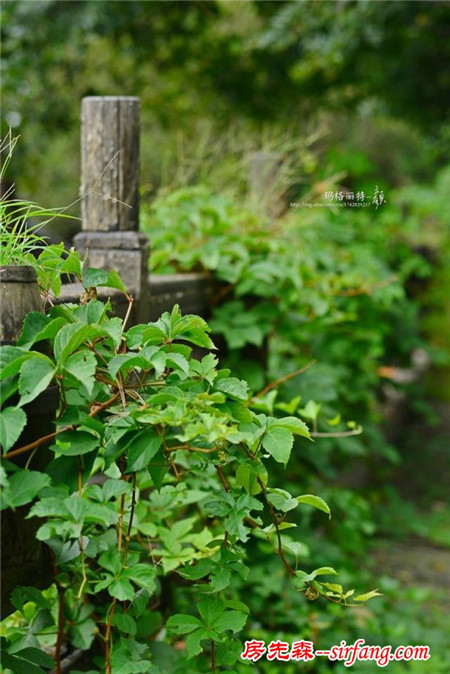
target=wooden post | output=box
[80,96,140,232]
[74,97,149,310]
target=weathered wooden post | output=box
[0,267,54,615]
[74,97,149,317]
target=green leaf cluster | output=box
[2,291,373,672]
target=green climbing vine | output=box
[0,255,377,673]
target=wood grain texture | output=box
[81,97,140,232]
[0,266,43,343]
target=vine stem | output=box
[117,493,126,552]
[55,584,65,674]
[215,465,229,492]
[117,454,127,552]
[2,391,120,460]
[50,551,65,674]
[310,427,362,438]
[253,360,316,398]
[75,456,88,600]
[166,444,218,454]
[211,639,216,671]
[121,294,134,333]
[123,473,137,565]
[105,598,117,674]
[256,473,295,576]
[336,274,398,296]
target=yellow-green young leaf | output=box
[0,407,26,452]
[321,582,343,594]
[270,416,311,439]
[275,395,301,416]
[299,400,322,421]
[292,570,309,589]
[18,356,55,407]
[292,566,336,586]
[354,589,382,602]
[235,462,267,495]
[297,494,331,518]
[327,413,341,427]
[313,566,338,576]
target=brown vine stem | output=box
[76,456,83,495]
[211,639,216,671]
[310,427,362,438]
[104,598,117,674]
[117,493,126,552]
[50,551,64,674]
[123,473,137,566]
[121,294,134,333]
[166,444,218,455]
[117,455,127,552]
[256,476,295,576]
[336,274,398,297]
[55,584,65,674]
[2,391,121,460]
[253,360,316,399]
[75,456,88,600]
[215,465,229,492]
[2,428,71,461]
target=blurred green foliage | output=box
[2,0,449,208]
[140,163,449,670]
